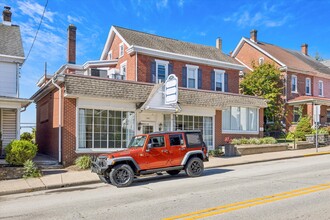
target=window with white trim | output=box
[186,64,198,89]
[108,50,112,60]
[155,59,169,83]
[291,75,297,93]
[119,43,124,57]
[259,57,264,65]
[318,80,324,96]
[78,109,135,149]
[120,61,127,80]
[222,107,258,132]
[305,78,311,95]
[215,70,225,92]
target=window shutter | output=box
[168,63,173,75]
[224,73,229,92]
[198,69,202,89]
[211,70,215,91]
[182,66,187,87]
[151,61,156,83]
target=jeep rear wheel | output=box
[185,157,204,177]
[109,164,134,187]
[166,170,181,176]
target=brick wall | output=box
[137,54,240,93]
[286,72,314,100]
[313,76,330,98]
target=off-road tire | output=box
[109,164,134,187]
[98,174,111,184]
[185,157,204,177]
[166,170,181,175]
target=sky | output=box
[1,0,330,132]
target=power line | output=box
[24,0,49,64]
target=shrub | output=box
[75,155,92,169]
[209,149,223,157]
[286,132,295,140]
[20,132,33,142]
[230,137,277,145]
[23,159,41,178]
[5,140,38,166]
[295,116,313,140]
[312,128,329,135]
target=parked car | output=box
[91,131,208,187]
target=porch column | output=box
[16,107,20,139]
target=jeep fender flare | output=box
[107,157,141,171]
[181,150,206,166]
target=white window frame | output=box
[305,78,311,95]
[222,107,259,134]
[119,42,124,58]
[214,69,225,92]
[318,80,324,96]
[259,57,264,65]
[155,59,169,83]
[186,64,199,89]
[108,50,112,60]
[120,61,127,80]
[291,75,297,93]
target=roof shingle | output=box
[0,24,24,58]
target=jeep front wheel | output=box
[109,164,134,187]
[185,157,204,177]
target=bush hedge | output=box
[231,137,277,145]
[5,140,38,166]
[75,155,92,169]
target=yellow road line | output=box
[164,182,330,220]
[304,152,330,157]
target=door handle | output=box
[179,147,186,151]
[161,149,169,153]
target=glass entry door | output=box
[142,124,154,134]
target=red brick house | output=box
[232,30,330,131]
[31,25,267,166]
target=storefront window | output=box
[222,107,258,132]
[78,109,135,149]
[164,114,213,148]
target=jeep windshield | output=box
[127,135,147,148]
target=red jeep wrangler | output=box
[91,131,208,187]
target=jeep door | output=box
[145,135,170,169]
[168,133,187,166]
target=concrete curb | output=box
[1,152,329,196]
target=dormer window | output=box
[258,57,264,65]
[119,43,124,58]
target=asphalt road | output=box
[1,155,330,220]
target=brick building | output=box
[31,25,267,166]
[232,30,330,131]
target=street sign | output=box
[165,74,178,105]
[313,105,320,123]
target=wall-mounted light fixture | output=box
[159,123,163,131]
[138,122,142,131]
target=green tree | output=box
[240,63,284,130]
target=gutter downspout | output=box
[135,51,138,81]
[51,78,62,163]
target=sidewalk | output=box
[1,146,330,196]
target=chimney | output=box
[67,24,77,64]
[301,43,308,56]
[250,29,257,42]
[2,6,12,26]
[216,37,222,51]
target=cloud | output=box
[178,0,184,8]
[67,15,83,24]
[17,0,56,23]
[156,0,168,9]
[224,3,291,28]
[198,31,206,36]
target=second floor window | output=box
[119,43,124,57]
[305,78,311,95]
[155,60,169,83]
[120,61,127,80]
[186,65,198,89]
[108,50,112,60]
[318,80,323,96]
[291,75,297,93]
[215,70,225,92]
